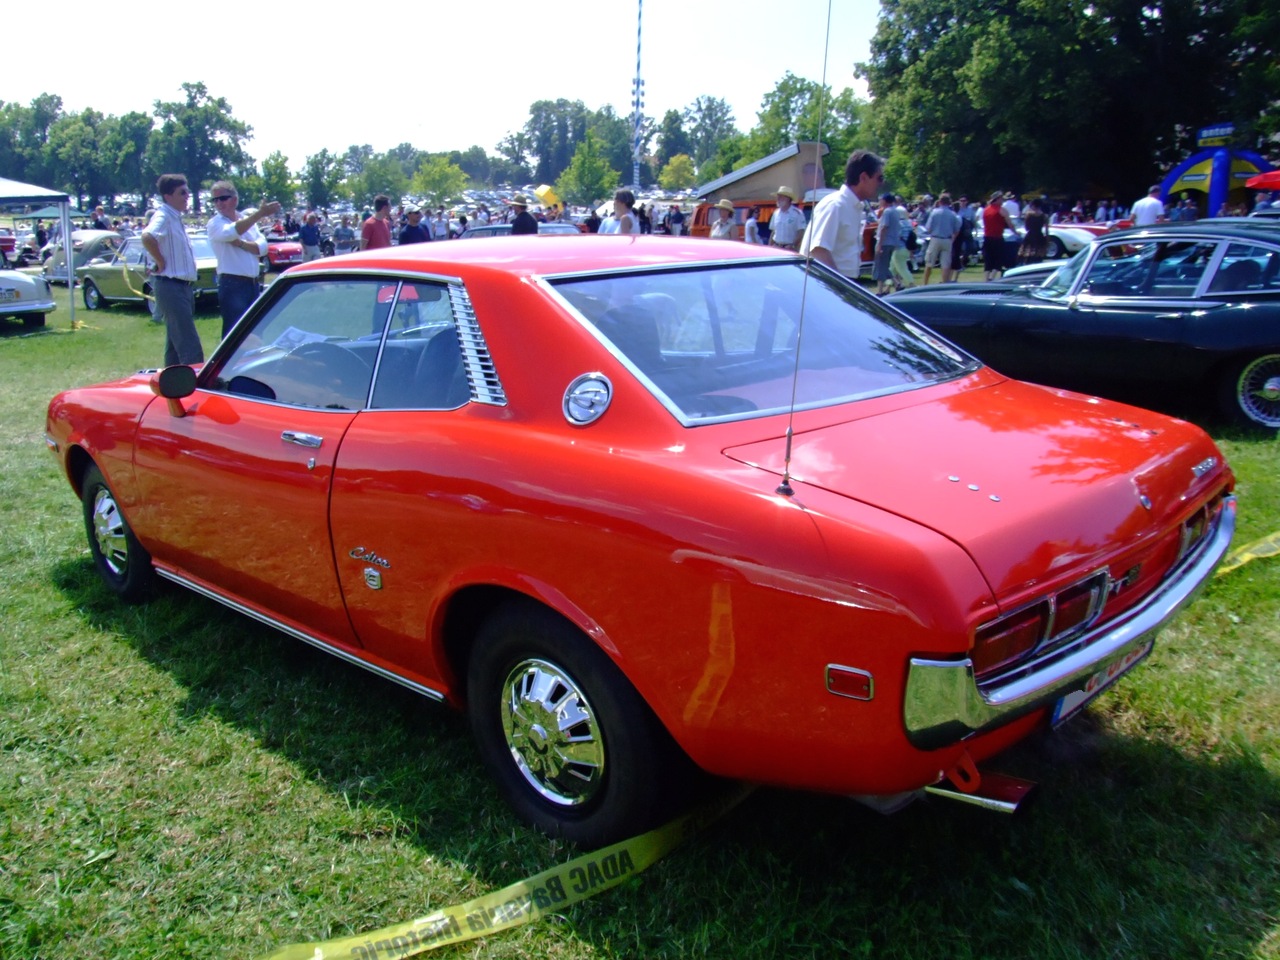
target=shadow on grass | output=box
[51,556,1279,960]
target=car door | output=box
[99,240,146,300]
[130,276,390,644]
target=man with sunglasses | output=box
[207,182,283,338]
[801,150,885,280]
[141,173,205,366]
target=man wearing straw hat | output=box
[768,186,806,251]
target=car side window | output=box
[210,279,386,410]
[369,282,469,410]
[1208,244,1270,293]
[1080,240,1216,298]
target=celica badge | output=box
[1191,457,1217,478]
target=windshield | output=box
[1034,246,1089,298]
[551,261,977,424]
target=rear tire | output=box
[1218,354,1280,432]
[1045,236,1065,259]
[467,602,683,848]
[81,464,155,602]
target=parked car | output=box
[0,261,57,326]
[1040,223,1096,259]
[47,236,1235,848]
[461,221,583,238]
[887,220,1280,430]
[265,234,304,271]
[76,235,219,315]
[0,227,15,261]
[41,230,124,284]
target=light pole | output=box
[632,0,644,191]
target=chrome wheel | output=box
[90,486,128,575]
[81,464,153,602]
[501,658,605,806]
[1045,236,1065,259]
[1233,354,1280,430]
[83,280,102,310]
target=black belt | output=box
[156,275,193,284]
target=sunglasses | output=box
[212,195,234,202]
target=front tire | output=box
[1045,235,1065,259]
[467,602,681,848]
[81,464,155,602]
[1218,354,1280,432]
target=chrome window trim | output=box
[537,261,978,428]
[903,495,1235,750]
[155,568,447,703]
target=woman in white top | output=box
[709,199,736,240]
[611,189,638,235]
[743,206,761,244]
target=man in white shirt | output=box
[1001,191,1021,223]
[1131,185,1164,226]
[140,173,203,366]
[768,186,807,251]
[801,150,884,279]
[206,180,282,338]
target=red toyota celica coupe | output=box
[46,236,1235,847]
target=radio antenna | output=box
[777,0,834,498]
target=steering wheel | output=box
[287,341,372,408]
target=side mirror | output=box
[150,365,197,417]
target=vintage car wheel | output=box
[1044,235,1065,259]
[468,602,679,848]
[1219,354,1280,432]
[143,284,157,319]
[83,280,106,310]
[81,464,155,602]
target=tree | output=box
[524,99,590,184]
[99,111,154,207]
[452,145,491,185]
[658,153,697,192]
[655,109,692,170]
[342,144,374,178]
[302,149,344,211]
[47,110,103,207]
[860,0,1280,202]
[387,142,424,179]
[745,74,869,186]
[148,83,251,212]
[260,152,294,208]
[346,153,409,208]
[411,156,468,209]
[683,96,737,169]
[554,131,620,208]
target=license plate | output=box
[1051,640,1153,726]
[0,289,17,302]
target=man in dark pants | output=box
[140,174,204,365]
[207,180,282,339]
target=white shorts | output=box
[925,237,953,269]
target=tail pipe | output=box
[924,753,1037,814]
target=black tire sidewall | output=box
[81,464,154,602]
[467,603,673,848]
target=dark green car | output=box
[76,234,220,316]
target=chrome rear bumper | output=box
[903,495,1235,750]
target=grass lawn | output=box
[0,280,1276,960]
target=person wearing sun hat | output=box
[768,185,806,251]
[709,198,737,239]
[509,194,538,235]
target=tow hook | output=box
[924,752,1037,814]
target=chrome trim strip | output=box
[903,495,1235,749]
[153,569,446,703]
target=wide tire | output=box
[81,464,155,602]
[468,602,681,848]
[1217,354,1280,432]
[1045,236,1065,259]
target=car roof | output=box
[287,235,790,279]
[1103,220,1280,243]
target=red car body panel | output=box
[46,236,1235,803]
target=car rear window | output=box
[550,261,975,424]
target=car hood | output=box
[723,379,1228,595]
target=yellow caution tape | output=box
[1215,529,1280,577]
[257,786,752,960]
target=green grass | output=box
[1,284,1277,960]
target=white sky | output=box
[8,0,879,171]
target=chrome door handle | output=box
[281,431,323,448]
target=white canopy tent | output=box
[0,177,77,327]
